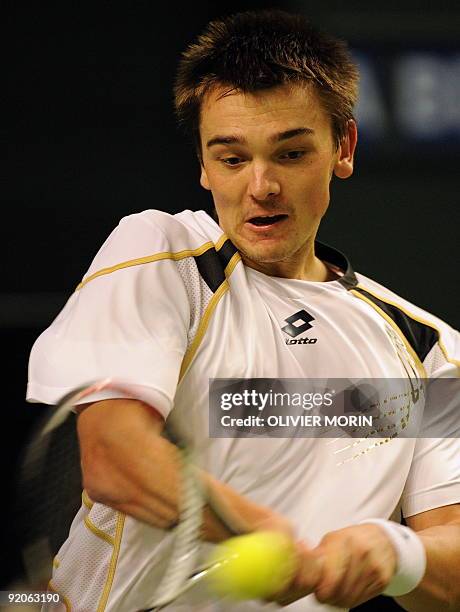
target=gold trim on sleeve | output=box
[179,281,229,380]
[97,512,126,612]
[179,251,241,381]
[82,489,94,510]
[76,242,215,290]
[215,233,229,251]
[83,516,115,546]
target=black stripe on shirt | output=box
[194,239,238,293]
[353,288,439,362]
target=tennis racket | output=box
[15,378,294,610]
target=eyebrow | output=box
[206,127,315,149]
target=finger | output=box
[292,541,323,592]
[342,577,388,608]
[338,556,393,607]
[314,544,352,603]
[272,542,323,606]
[324,551,367,605]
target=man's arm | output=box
[394,504,460,611]
[274,505,460,610]
[77,397,295,541]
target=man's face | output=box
[199,83,356,276]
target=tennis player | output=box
[27,9,460,611]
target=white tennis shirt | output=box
[27,209,460,612]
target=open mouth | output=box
[247,214,288,227]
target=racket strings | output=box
[18,381,237,611]
[144,450,205,610]
[17,410,82,587]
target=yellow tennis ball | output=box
[206,531,297,600]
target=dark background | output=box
[3,1,459,606]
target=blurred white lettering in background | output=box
[354,51,460,144]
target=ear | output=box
[333,120,358,179]
[200,164,211,191]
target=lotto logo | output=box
[281,310,315,338]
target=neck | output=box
[241,240,337,282]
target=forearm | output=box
[395,523,460,611]
[200,472,292,540]
[77,399,283,542]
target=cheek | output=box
[292,175,331,219]
[212,191,235,219]
[209,190,240,233]
[208,178,243,214]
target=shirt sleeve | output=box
[401,332,460,517]
[26,213,191,418]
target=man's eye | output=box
[280,151,305,160]
[221,157,243,166]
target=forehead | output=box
[199,83,331,138]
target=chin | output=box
[240,244,293,265]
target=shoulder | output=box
[79,209,225,284]
[93,209,220,263]
[127,208,223,246]
[77,208,240,307]
[352,272,460,374]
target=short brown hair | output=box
[174,9,359,159]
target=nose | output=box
[247,161,281,201]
